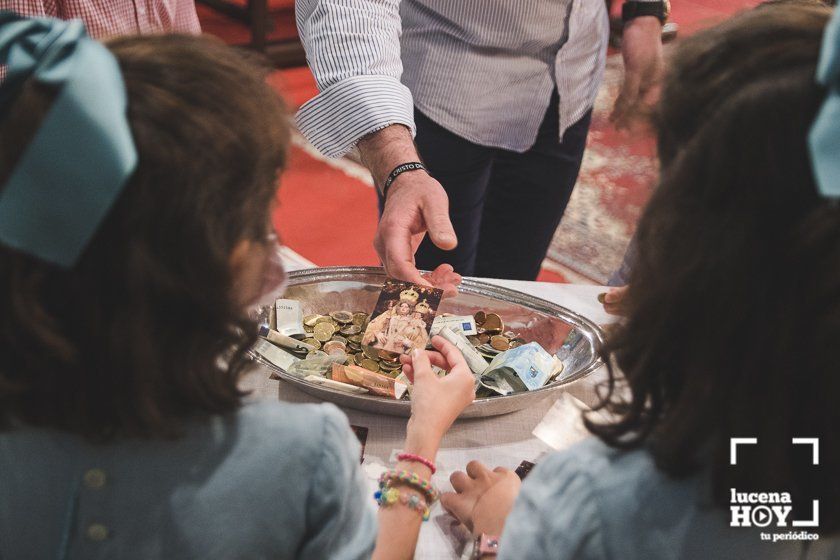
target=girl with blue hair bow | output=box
[444,2,840,559]
[0,12,476,560]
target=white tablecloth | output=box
[240,277,617,559]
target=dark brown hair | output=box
[0,34,289,439]
[588,2,840,533]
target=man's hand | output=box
[440,461,521,537]
[358,125,460,296]
[610,16,664,131]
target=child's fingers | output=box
[430,336,468,370]
[402,364,414,382]
[410,348,433,381]
[424,350,448,370]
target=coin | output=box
[330,310,354,324]
[352,312,369,326]
[490,335,510,351]
[301,338,321,350]
[339,324,361,336]
[354,353,365,366]
[378,349,400,362]
[483,313,503,333]
[314,315,333,325]
[323,341,347,355]
[474,311,486,326]
[306,350,328,359]
[348,335,363,345]
[330,335,348,345]
[362,345,380,360]
[360,359,380,372]
[477,333,490,344]
[313,322,336,342]
[467,336,482,347]
[303,314,323,327]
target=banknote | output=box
[253,338,299,371]
[331,363,409,399]
[438,327,490,376]
[480,342,558,396]
[274,298,307,337]
[430,314,477,336]
[258,326,317,353]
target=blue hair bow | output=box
[809,7,840,199]
[0,11,137,267]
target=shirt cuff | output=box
[295,74,415,159]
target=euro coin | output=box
[360,359,381,372]
[490,335,510,351]
[313,322,336,342]
[330,310,354,324]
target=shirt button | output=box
[86,523,109,542]
[83,468,107,490]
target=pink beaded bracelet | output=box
[397,452,437,474]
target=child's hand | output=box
[400,336,475,447]
[440,461,521,536]
[599,285,629,316]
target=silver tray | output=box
[252,266,605,418]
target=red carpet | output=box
[197,0,759,284]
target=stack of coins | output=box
[467,312,525,359]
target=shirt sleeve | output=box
[294,0,415,158]
[498,449,607,560]
[297,405,377,560]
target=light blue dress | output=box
[0,400,377,559]
[500,438,839,560]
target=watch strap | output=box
[622,1,669,24]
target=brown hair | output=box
[0,34,289,439]
[588,2,840,533]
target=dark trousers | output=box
[381,91,592,280]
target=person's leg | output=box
[474,94,592,280]
[378,109,495,276]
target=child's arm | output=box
[372,337,476,560]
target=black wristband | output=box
[382,162,428,199]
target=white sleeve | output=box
[294,0,415,158]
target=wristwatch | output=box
[621,0,671,24]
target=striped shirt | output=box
[296,0,647,158]
[3,0,200,38]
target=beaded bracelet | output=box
[397,452,436,474]
[378,469,439,504]
[374,486,431,521]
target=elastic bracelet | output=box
[382,161,428,199]
[374,486,431,521]
[378,469,439,503]
[397,452,437,474]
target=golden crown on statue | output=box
[415,299,431,314]
[399,288,420,305]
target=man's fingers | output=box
[380,220,430,285]
[420,191,457,251]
